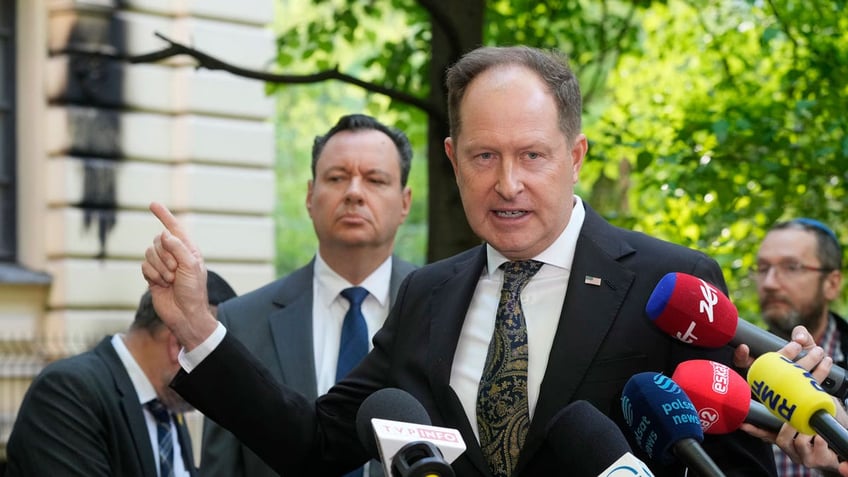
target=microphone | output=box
[544,400,654,477]
[645,272,848,399]
[671,359,783,434]
[746,401,784,433]
[748,352,848,460]
[621,372,726,477]
[355,388,465,477]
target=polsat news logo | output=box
[699,362,731,432]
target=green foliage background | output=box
[271,0,848,323]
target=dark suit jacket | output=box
[175,205,776,477]
[6,337,197,477]
[200,256,416,477]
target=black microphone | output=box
[746,400,784,433]
[544,400,654,476]
[355,388,463,477]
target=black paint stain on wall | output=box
[56,8,127,259]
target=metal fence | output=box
[0,332,104,463]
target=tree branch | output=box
[127,33,440,118]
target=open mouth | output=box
[495,210,528,218]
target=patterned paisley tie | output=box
[477,260,543,477]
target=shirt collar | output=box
[485,196,586,277]
[314,252,393,306]
[111,334,157,404]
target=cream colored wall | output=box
[2,0,277,458]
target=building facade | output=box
[1,0,277,463]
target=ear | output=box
[166,331,181,364]
[305,179,315,217]
[570,133,588,184]
[444,137,459,177]
[823,270,843,302]
[399,187,412,221]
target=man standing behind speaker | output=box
[199,114,416,477]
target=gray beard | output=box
[765,298,828,341]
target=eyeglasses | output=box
[752,262,833,280]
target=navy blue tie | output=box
[337,287,369,477]
[336,286,370,382]
[146,399,174,477]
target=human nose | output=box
[758,265,782,288]
[344,176,364,203]
[494,158,523,199]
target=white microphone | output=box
[370,418,466,476]
[598,453,656,477]
[355,388,466,477]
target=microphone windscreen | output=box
[544,400,632,476]
[645,272,737,348]
[747,352,836,435]
[621,372,703,464]
[672,360,750,434]
[355,388,432,459]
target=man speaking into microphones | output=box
[141,46,777,477]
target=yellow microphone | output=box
[748,352,848,459]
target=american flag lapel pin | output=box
[584,275,602,287]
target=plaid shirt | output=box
[772,314,845,477]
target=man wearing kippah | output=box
[752,218,845,477]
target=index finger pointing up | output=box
[150,201,191,242]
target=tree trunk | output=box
[425,0,485,262]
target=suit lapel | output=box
[388,255,415,309]
[269,265,319,400]
[425,246,493,477]
[516,207,636,474]
[97,338,160,477]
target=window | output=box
[0,0,16,262]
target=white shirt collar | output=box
[314,252,393,306]
[111,334,157,404]
[486,195,586,276]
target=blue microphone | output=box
[621,372,726,477]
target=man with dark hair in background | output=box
[200,114,416,477]
[5,270,236,477]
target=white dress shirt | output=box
[450,197,585,440]
[112,334,190,477]
[312,253,393,394]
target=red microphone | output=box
[672,360,782,434]
[646,272,848,399]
